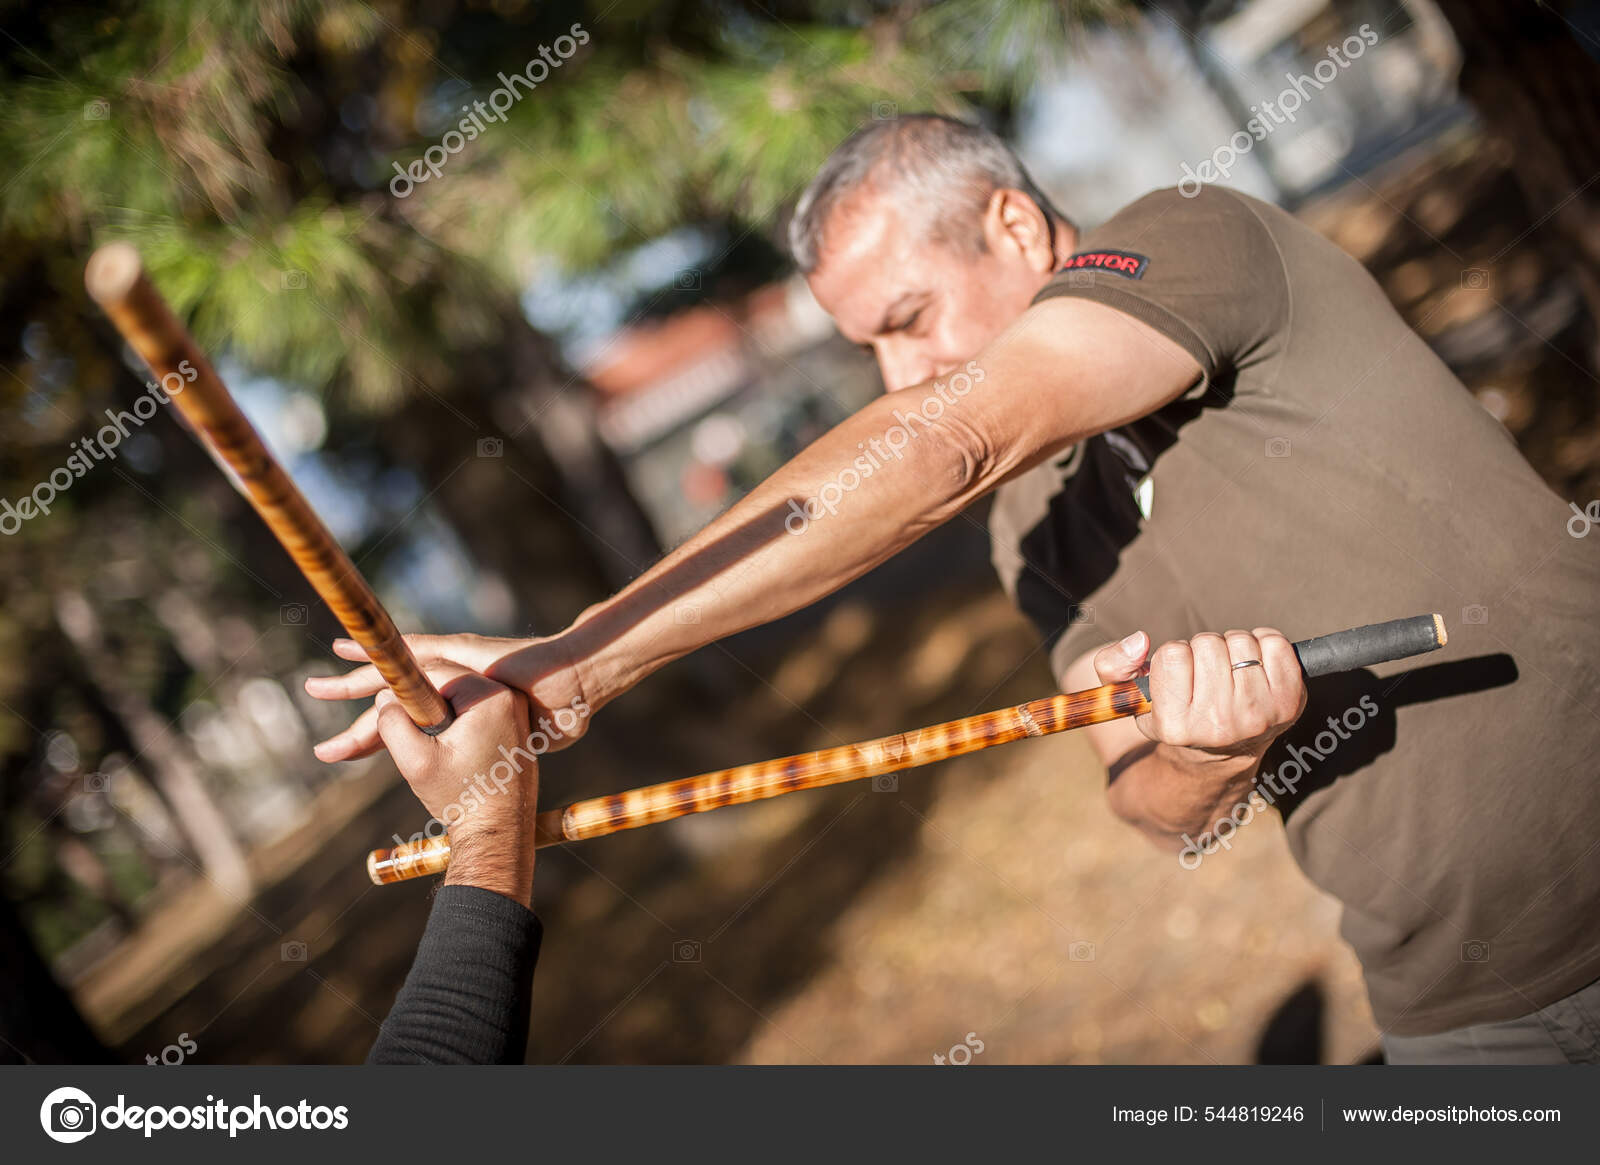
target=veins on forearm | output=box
[572,397,990,698]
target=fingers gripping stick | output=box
[1133,613,1448,700]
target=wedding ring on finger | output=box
[1231,659,1264,671]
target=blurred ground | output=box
[78,128,1596,1065]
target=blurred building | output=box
[579,278,880,547]
[1018,0,1465,225]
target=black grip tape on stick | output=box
[1292,614,1447,677]
[1133,614,1446,700]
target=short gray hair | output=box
[788,113,1064,273]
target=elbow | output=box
[914,411,994,516]
[1104,745,1192,846]
[1107,785,1192,855]
[853,391,994,531]
[1104,776,1147,831]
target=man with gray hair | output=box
[313,114,1600,1064]
[788,114,1068,275]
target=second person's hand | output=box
[305,632,592,763]
[372,665,541,907]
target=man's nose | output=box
[875,344,941,393]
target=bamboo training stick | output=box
[366,681,1151,883]
[85,244,453,733]
[367,614,1446,884]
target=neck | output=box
[1047,213,1079,273]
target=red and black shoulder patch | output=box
[1060,249,1149,279]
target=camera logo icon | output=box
[674,268,701,292]
[40,1086,97,1143]
[1264,437,1291,458]
[476,437,503,458]
[871,773,898,793]
[280,269,309,290]
[83,99,110,122]
[281,940,308,962]
[280,603,308,626]
[1069,940,1096,962]
[1460,268,1490,291]
[673,939,702,963]
[1461,604,1489,625]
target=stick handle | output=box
[1132,613,1448,699]
[85,244,453,733]
[366,606,1446,886]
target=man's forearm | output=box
[1106,742,1264,848]
[566,390,991,707]
[549,302,1203,712]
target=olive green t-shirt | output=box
[988,185,1600,1036]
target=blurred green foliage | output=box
[1,0,1092,408]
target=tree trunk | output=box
[54,590,252,898]
[1435,0,1600,362]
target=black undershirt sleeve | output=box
[367,884,543,1064]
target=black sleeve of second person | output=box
[367,884,542,1064]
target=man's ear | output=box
[985,188,1056,272]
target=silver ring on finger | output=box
[1231,659,1263,671]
